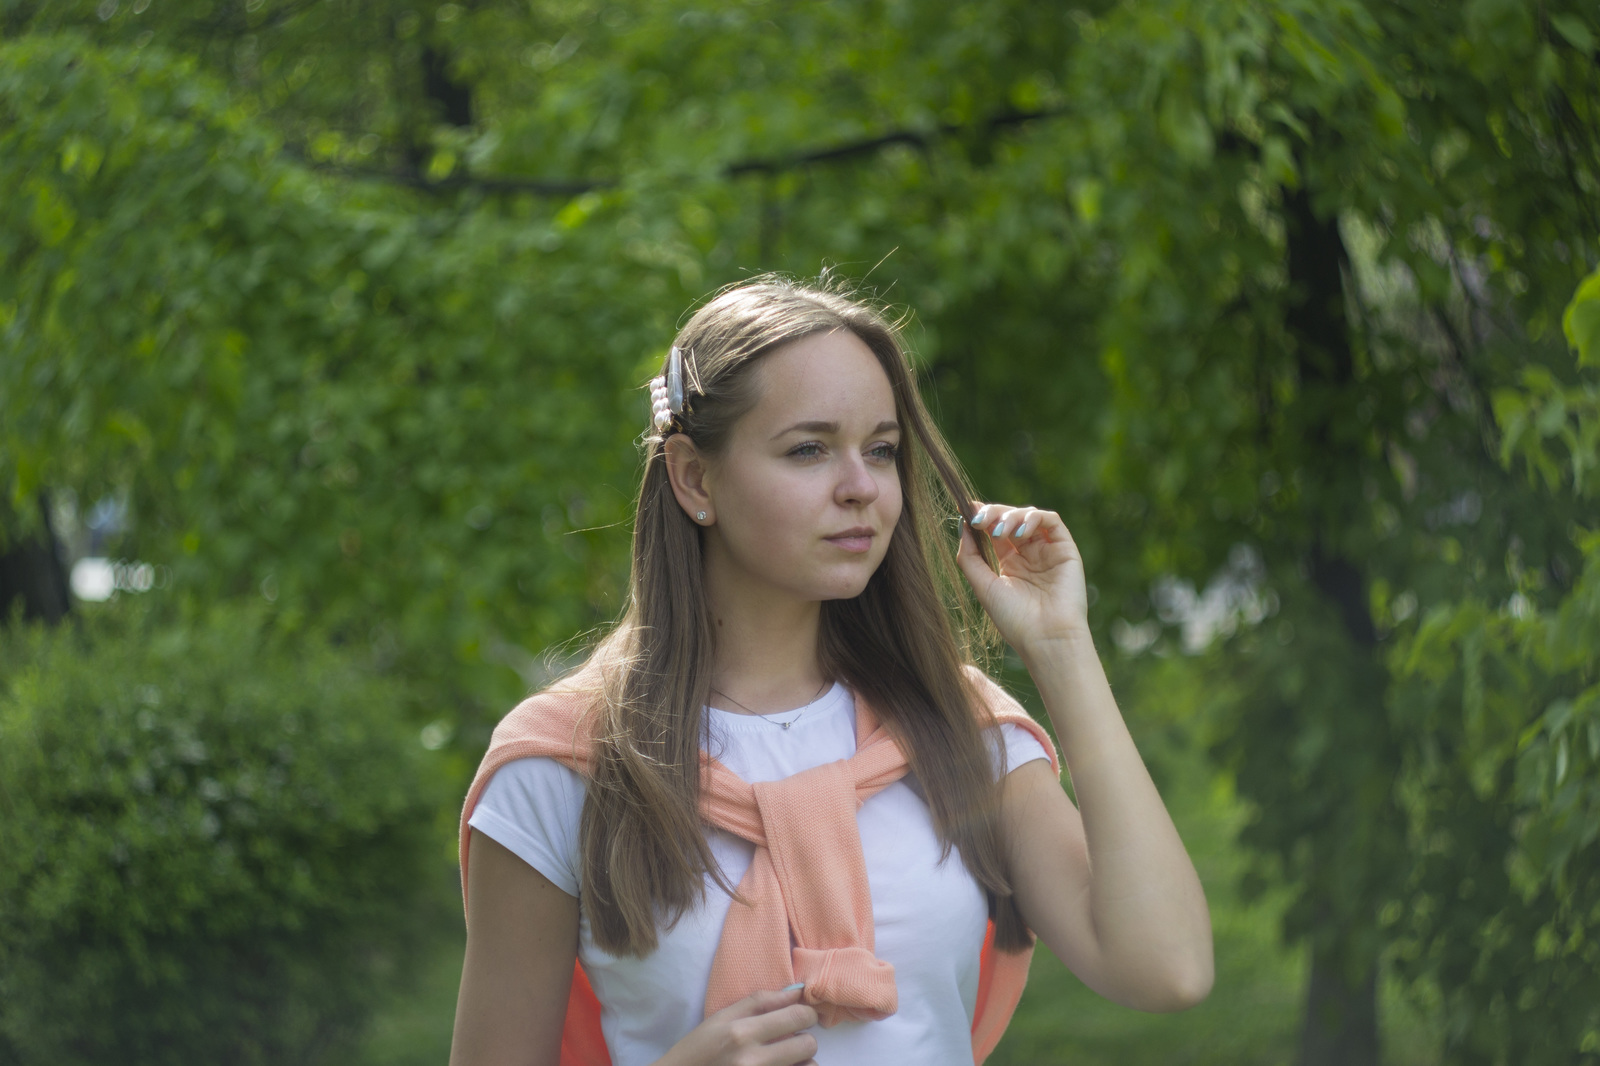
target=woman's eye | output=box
[786,441,898,461]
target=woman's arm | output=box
[1000,637,1213,1011]
[450,829,578,1066]
[450,829,821,1066]
[959,505,1213,1012]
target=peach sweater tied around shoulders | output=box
[458,666,1060,1066]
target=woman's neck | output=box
[703,569,828,714]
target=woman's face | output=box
[697,329,904,606]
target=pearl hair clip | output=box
[650,346,698,435]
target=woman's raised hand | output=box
[958,503,1090,659]
[653,985,818,1066]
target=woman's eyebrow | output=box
[769,419,900,441]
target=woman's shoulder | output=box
[469,754,587,897]
[480,751,587,802]
[460,674,601,900]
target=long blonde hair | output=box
[577,276,1028,956]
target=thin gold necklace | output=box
[711,677,831,730]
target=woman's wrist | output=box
[1017,627,1125,747]
[1015,625,1098,678]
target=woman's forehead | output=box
[746,331,896,428]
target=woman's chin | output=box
[810,572,877,603]
[753,556,884,604]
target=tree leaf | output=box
[1563,266,1600,367]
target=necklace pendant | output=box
[782,720,792,729]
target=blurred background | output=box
[2,1,1598,1063]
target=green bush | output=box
[0,602,453,1066]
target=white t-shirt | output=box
[468,681,1049,1066]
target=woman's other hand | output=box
[958,502,1089,658]
[653,985,818,1066]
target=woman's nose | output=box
[835,454,880,505]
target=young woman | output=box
[451,279,1213,1066]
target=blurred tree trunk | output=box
[0,492,71,626]
[1285,183,1384,1066]
[1298,945,1380,1066]
[422,44,473,128]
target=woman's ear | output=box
[663,435,713,525]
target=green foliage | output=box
[1388,584,1600,1062]
[1567,267,1600,367]
[0,599,452,1065]
[0,33,688,723]
[1496,264,1600,496]
[1380,272,1600,1063]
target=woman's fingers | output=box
[667,985,816,1066]
[956,521,1000,589]
[970,502,1057,543]
[961,502,1091,645]
[755,1032,819,1066]
[970,502,1023,540]
[963,504,1036,576]
[731,1002,817,1044]
[721,985,806,1020]
[720,988,816,1065]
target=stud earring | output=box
[696,511,707,522]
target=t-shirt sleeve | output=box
[988,722,1052,780]
[467,756,586,897]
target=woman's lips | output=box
[824,530,874,554]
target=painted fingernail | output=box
[782,982,806,992]
[1015,522,1028,536]
[992,521,1007,537]
[971,506,988,524]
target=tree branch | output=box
[304,106,1068,197]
